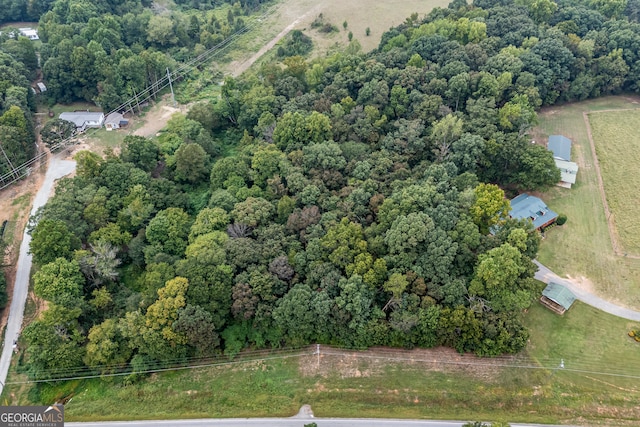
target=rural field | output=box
[4,303,640,426]
[589,109,640,255]
[227,0,451,68]
[535,96,640,310]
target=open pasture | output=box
[588,109,640,255]
[535,96,640,310]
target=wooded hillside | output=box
[21,0,640,381]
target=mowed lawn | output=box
[589,110,640,254]
[5,302,640,425]
[535,96,640,309]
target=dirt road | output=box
[231,5,322,77]
[0,156,76,395]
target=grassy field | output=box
[535,96,640,309]
[589,109,640,254]
[4,302,640,425]
[217,0,451,75]
[287,0,451,53]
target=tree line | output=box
[0,33,37,184]
[37,0,270,111]
[19,0,640,382]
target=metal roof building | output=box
[59,111,104,132]
[548,135,572,161]
[548,135,579,188]
[541,282,577,314]
[555,159,578,187]
[510,193,558,230]
[104,112,128,131]
[18,28,39,40]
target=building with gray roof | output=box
[510,193,558,230]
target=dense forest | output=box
[19,0,640,382]
[0,33,37,182]
[37,0,268,110]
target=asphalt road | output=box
[534,260,640,321]
[67,419,579,427]
[0,156,76,395]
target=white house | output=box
[104,112,128,131]
[59,111,105,132]
[36,82,46,92]
[18,28,39,40]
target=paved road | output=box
[0,156,76,395]
[534,260,640,321]
[67,418,580,427]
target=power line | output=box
[7,347,314,385]
[0,2,282,190]
[9,344,640,386]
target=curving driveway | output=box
[534,260,640,321]
[0,156,76,396]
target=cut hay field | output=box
[589,109,640,255]
[294,0,452,53]
[226,0,450,71]
[535,96,640,310]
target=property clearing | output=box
[223,0,451,75]
[535,96,640,310]
[133,99,188,138]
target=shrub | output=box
[557,213,567,226]
[0,270,6,309]
[276,30,313,58]
[311,14,339,33]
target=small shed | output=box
[509,193,558,230]
[36,82,47,92]
[104,112,128,131]
[540,282,577,315]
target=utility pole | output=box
[167,67,176,107]
[0,144,19,180]
[133,87,141,114]
[316,344,320,371]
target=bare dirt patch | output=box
[133,97,189,138]
[299,346,515,382]
[564,275,596,294]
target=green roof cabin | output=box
[540,282,577,315]
[509,193,558,230]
